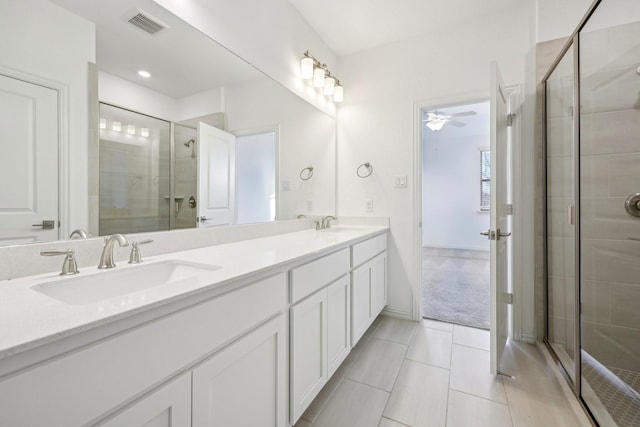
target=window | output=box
[480,150,491,211]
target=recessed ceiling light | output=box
[138,70,151,78]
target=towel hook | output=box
[300,166,314,180]
[357,162,373,178]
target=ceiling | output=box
[51,0,261,99]
[288,0,529,56]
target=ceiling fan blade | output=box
[448,120,466,127]
[448,111,477,117]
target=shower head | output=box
[184,139,196,147]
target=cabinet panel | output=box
[192,314,287,427]
[290,290,328,423]
[290,248,350,303]
[327,275,350,377]
[99,373,191,427]
[351,261,372,347]
[372,252,387,316]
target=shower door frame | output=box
[541,0,608,423]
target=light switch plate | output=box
[365,199,374,213]
[306,200,313,212]
[282,180,291,191]
[394,175,408,189]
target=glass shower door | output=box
[546,44,578,383]
[579,1,640,424]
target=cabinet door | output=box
[327,275,350,377]
[192,314,287,427]
[371,252,387,317]
[99,373,191,427]
[290,289,328,424]
[351,261,372,347]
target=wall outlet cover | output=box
[282,180,291,191]
[394,175,408,189]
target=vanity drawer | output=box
[352,233,387,267]
[0,272,286,427]
[290,248,350,303]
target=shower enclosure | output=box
[543,0,640,425]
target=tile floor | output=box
[294,316,590,427]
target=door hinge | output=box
[506,113,515,127]
[506,204,513,215]
[507,293,514,305]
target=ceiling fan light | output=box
[313,67,325,88]
[426,118,446,131]
[300,56,314,79]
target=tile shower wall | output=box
[579,20,640,373]
[173,124,197,229]
[546,45,577,372]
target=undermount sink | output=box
[31,260,221,305]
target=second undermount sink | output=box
[31,260,221,305]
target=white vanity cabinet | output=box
[0,272,287,427]
[289,248,351,424]
[351,234,387,346]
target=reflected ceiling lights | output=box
[300,51,343,103]
[137,70,151,78]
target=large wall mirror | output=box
[0,0,336,246]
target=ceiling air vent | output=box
[127,10,167,35]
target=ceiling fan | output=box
[423,110,477,131]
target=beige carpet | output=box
[422,247,490,330]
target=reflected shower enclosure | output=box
[98,103,171,235]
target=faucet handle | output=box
[128,240,154,264]
[41,249,79,276]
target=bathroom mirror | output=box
[0,0,335,246]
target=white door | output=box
[197,122,236,227]
[0,74,59,245]
[489,62,511,375]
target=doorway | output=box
[420,101,491,330]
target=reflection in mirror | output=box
[0,0,335,246]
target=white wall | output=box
[336,2,537,324]
[0,0,95,235]
[536,0,594,42]
[422,133,490,251]
[152,0,337,117]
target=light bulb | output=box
[141,128,149,138]
[300,56,314,79]
[323,76,335,95]
[313,67,325,88]
[112,121,121,132]
[127,124,136,135]
[333,85,344,103]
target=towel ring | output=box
[300,166,314,180]
[357,162,373,178]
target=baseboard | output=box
[382,307,413,321]
[519,332,537,344]
[422,244,489,252]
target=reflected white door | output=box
[489,62,511,375]
[0,74,59,245]
[197,122,236,227]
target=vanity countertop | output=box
[0,225,387,360]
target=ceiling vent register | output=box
[127,11,166,35]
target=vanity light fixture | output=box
[112,121,122,132]
[127,124,136,135]
[141,127,149,138]
[138,70,151,78]
[99,118,106,129]
[300,51,343,103]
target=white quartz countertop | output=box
[0,225,387,360]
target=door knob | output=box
[624,193,640,218]
[198,216,211,223]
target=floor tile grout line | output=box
[451,341,490,352]
[378,344,411,426]
[445,332,455,427]
[449,386,510,407]
[380,415,412,427]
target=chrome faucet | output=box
[321,216,336,229]
[98,234,129,269]
[69,228,90,239]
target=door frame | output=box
[0,65,69,241]
[411,87,523,339]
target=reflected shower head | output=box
[184,139,196,147]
